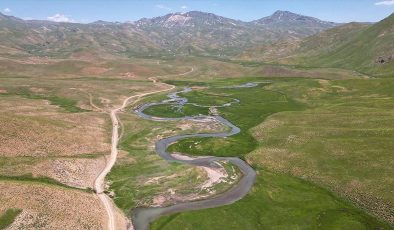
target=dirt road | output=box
[94,68,192,230]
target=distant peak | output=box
[273,10,295,15]
[271,10,304,19]
[90,20,120,25]
[253,10,337,26]
[135,10,238,28]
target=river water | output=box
[131,84,258,230]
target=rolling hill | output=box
[294,13,394,77]
[241,13,394,77]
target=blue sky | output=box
[1,0,393,23]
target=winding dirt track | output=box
[93,68,193,230]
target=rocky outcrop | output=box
[376,52,394,64]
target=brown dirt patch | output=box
[33,157,107,189]
[0,156,107,189]
[81,67,110,75]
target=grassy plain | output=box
[153,78,304,158]
[143,77,393,229]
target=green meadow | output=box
[143,77,394,229]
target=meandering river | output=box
[131,84,258,230]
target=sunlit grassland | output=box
[143,77,393,229]
[248,78,394,224]
[149,79,305,158]
[152,169,390,230]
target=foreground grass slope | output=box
[143,77,393,229]
[152,170,389,230]
[0,209,21,229]
[248,78,394,224]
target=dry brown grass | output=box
[0,157,106,189]
[0,96,110,157]
[0,181,106,230]
[81,66,111,75]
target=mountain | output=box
[0,12,162,59]
[133,11,339,55]
[0,10,339,59]
[134,11,269,55]
[135,11,248,28]
[253,10,338,37]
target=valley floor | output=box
[0,56,392,229]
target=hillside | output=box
[282,13,394,77]
[291,13,394,77]
[240,13,394,77]
[239,22,369,61]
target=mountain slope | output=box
[295,22,370,55]
[291,13,394,76]
[240,13,393,77]
[243,22,369,61]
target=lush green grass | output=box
[143,77,393,228]
[0,209,22,229]
[152,80,306,158]
[179,91,238,106]
[152,169,391,230]
[143,104,208,118]
[247,77,394,223]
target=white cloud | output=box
[375,0,394,5]
[155,4,172,11]
[181,5,188,9]
[47,13,75,23]
[3,8,11,13]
